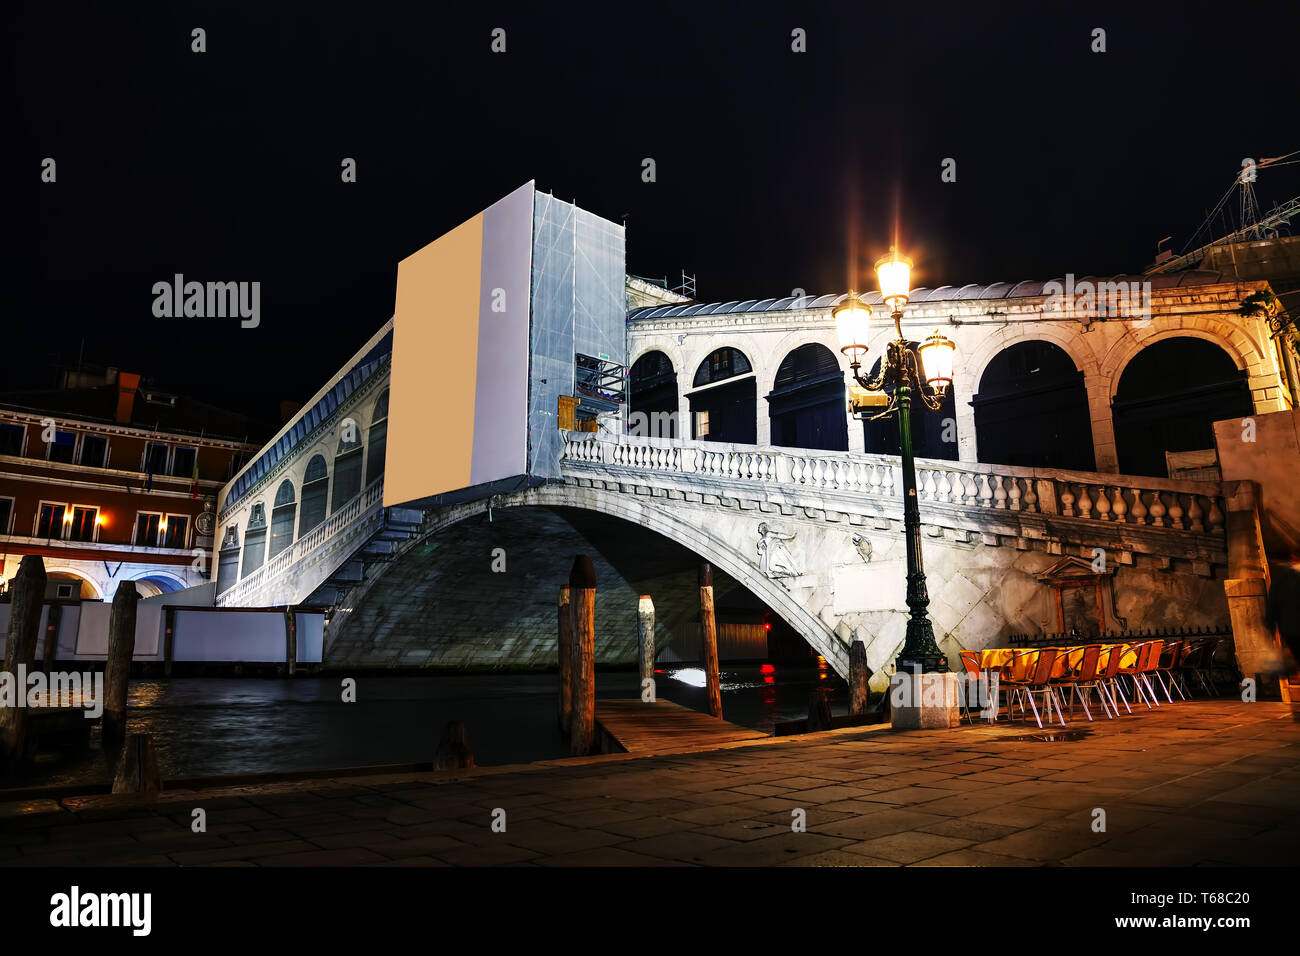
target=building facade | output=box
[0,368,264,599]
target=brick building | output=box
[0,366,267,599]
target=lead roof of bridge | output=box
[626,269,1236,319]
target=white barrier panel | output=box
[73,603,163,660]
[173,610,286,662]
[297,614,324,663]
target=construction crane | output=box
[1147,151,1300,276]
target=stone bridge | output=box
[319,433,1231,686]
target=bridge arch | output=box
[299,454,329,536]
[973,339,1096,471]
[767,342,848,451]
[628,350,680,438]
[687,346,757,444]
[1112,336,1254,477]
[326,482,849,675]
[1100,323,1262,402]
[269,479,297,558]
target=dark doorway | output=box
[1113,337,1253,477]
[861,343,959,460]
[973,340,1095,470]
[767,344,848,451]
[688,348,757,444]
[628,350,679,438]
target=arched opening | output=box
[331,434,364,511]
[299,455,329,536]
[1113,337,1253,477]
[767,344,848,451]
[269,479,297,559]
[133,574,185,597]
[216,526,240,594]
[241,504,268,578]
[628,351,679,438]
[688,347,757,444]
[860,344,959,460]
[973,340,1095,470]
[366,390,388,485]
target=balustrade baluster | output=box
[1110,487,1128,522]
[993,475,1008,509]
[1060,483,1076,517]
[1095,486,1111,520]
[868,462,882,496]
[921,469,937,501]
[1008,477,1022,511]
[1148,491,1167,527]
[978,474,993,508]
[1130,489,1148,524]
[1167,494,1185,530]
[936,470,952,502]
[1207,498,1224,533]
[1077,484,1092,519]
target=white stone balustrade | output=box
[560,434,1226,536]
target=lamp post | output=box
[834,248,956,674]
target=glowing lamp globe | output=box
[875,249,913,312]
[833,292,872,364]
[918,329,956,396]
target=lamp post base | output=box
[889,671,962,729]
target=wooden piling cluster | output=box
[102,580,139,753]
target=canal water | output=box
[6,663,849,790]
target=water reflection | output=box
[3,663,847,790]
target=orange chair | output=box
[1052,643,1114,721]
[1152,641,1186,703]
[1096,643,1132,715]
[1004,648,1065,729]
[1119,640,1164,709]
[960,650,1002,723]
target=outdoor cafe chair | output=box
[1096,642,1133,715]
[1052,643,1114,721]
[1152,641,1186,703]
[1004,648,1065,730]
[960,649,1006,724]
[1119,640,1164,710]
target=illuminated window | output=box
[36,502,67,538]
[695,411,710,437]
[163,514,189,549]
[68,507,98,543]
[135,512,162,547]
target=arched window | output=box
[366,390,389,485]
[688,347,756,444]
[331,433,364,511]
[860,343,959,461]
[629,351,679,438]
[973,340,1094,470]
[1113,338,1251,477]
[299,454,329,537]
[768,343,848,451]
[268,479,297,559]
[216,525,240,594]
[241,504,268,578]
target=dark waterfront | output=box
[4,663,849,790]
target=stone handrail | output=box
[560,434,1226,535]
[217,478,385,606]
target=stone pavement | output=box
[2,699,1298,867]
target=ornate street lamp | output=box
[833,248,956,674]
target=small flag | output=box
[145,458,153,493]
[190,457,200,499]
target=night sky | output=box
[7,1,1299,428]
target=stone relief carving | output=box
[851,532,873,563]
[757,522,799,579]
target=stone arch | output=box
[964,323,1102,395]
[1100,324,1261,402]
[326,482,848,676]
[628,350,681,438]
[686,346,757,443]
[767,342,848,451]
[45,567,101,600]
[299,454,330,537]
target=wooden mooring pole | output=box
[557,585,573,734]
[284,606,298,677]
[849,640,871,715]
[0,555,47,762]
[637,595,655,694]
[102,580,139,752]
[569,556,596,756]
[42,601,62,672]
[699,563,723,719]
